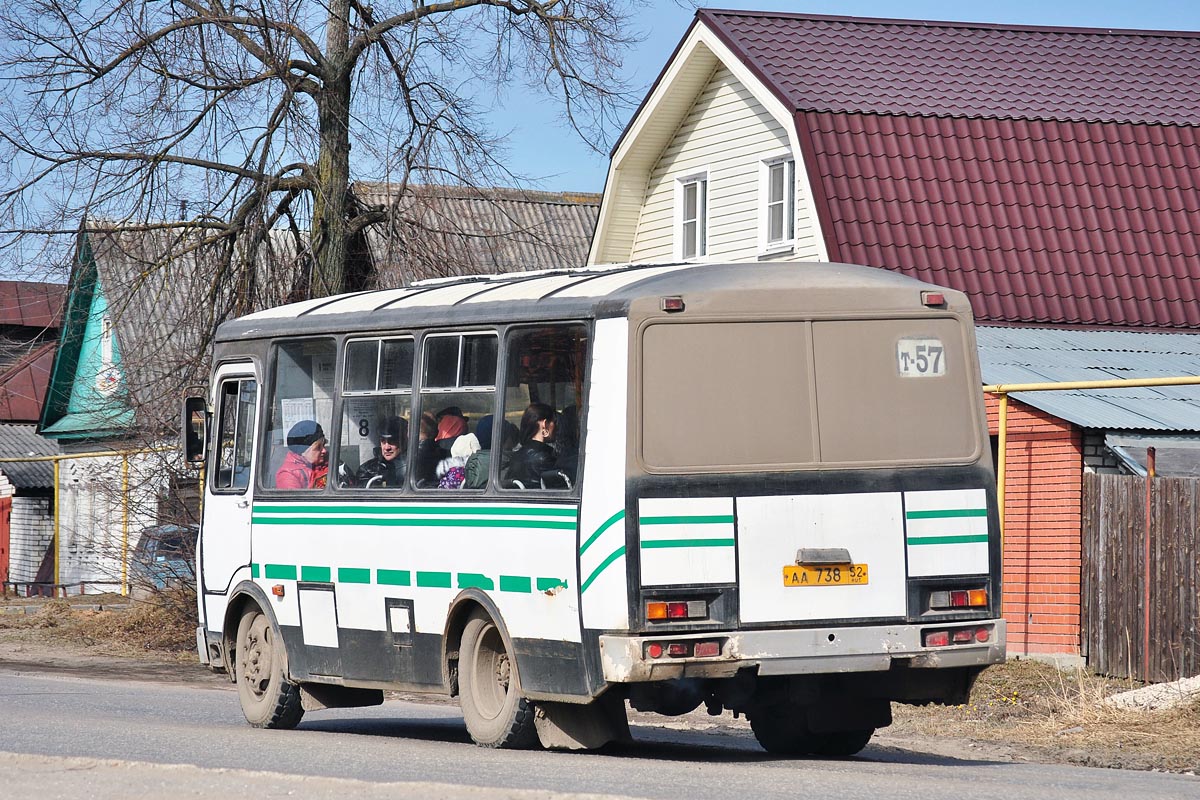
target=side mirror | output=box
[182,395,208,466]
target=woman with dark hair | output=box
[508,403,556,488]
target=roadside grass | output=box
[0,588,197,658]
[892,659,1200,773]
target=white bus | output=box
[184,261,1005,755]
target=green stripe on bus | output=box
[905,508,987,520]
[338,567,371,584]
[641,538,736,549]
[264,563,297,580]
[377,569,411,586]
[250,563,260,578]
[417,571,452,588]
[580,546,626,594]
[301,565,331,582]
[254,505,577,517]
[579,509,625,557]
[499,575,532,593]
[536,577,568,592]
[907,534,990,545]
[458,573,494,591]
[639,515,735,525]
[252,516,576,530]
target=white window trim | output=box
[759,153,797,256]
[674,170,710,261]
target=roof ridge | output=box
[698,8,1200,40]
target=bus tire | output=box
[809,728,874,757]
[235,606,304,729]
[458,610,538,749]
[750,710,820,756]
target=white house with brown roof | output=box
[588,9,1200,665]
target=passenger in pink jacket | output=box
[275,420,328,489]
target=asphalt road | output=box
[0,667,1195,800]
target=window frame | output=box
[675,170,709,261]
[760,154,796,254]
[336,334,416,493]
[210,376,257,496]
[258,336,338,493]
[497,322,591,495]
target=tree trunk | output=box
[311,0,353,298]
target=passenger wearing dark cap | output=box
[275,420,328,489]
[356,416,408,488]
[464,414,517,489]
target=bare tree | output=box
[0,0,638,295]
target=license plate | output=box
[783,564,868,587]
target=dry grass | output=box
[893,659,1200,773]
[0,588,197,657]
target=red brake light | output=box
[661,296,685,312]
[694,641,720,658]
[666,643,690,657]
[925,630,950,647]
[922,291,946,306]
[667,602,688,619]
[647,643,663,659]
[975,627,990,643]
[952,629,973,644]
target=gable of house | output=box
[39,236,132,439]
[593,11,1200,330]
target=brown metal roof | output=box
[688,10,1200,330]
[0,342,56,423]
[802,111,1200,328]
[700,10,1200,125]
[0,281,65,328]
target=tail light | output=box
[646,600,708,622]
[929,588,988,611]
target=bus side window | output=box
[337,336,414,490]
[261,339,337,490]
[500,324,588,491]
[414,332,498,490]
[213,378,257,492]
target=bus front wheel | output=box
[458,611,537,748]
[235,606,304,729]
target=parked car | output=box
[131,524,198,591]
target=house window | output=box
[678,175,707,259]
[763,158,795,248]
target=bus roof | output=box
[215,261,966,342]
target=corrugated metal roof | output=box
[351,183,601,285]
[0,281,66,328]
[701,11,1200,125]
[0,422,59,488]
[977,325,1200,431]
[0,343,56,423]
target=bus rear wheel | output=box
[458,611,537,748]
[751,709,874,757]
[235,606,303,729]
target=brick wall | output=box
[7,495,53,584]
[986,395,1083,655]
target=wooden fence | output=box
[1082,473,1200,682]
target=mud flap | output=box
[534,692,631,750]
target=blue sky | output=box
[496,0,1200,193]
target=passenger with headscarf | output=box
[275,420,328,489]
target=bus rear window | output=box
[641,322,816,469]
[640,318,978,470]
[812,318,976,462]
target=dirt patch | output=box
[2,600,1196,772]
[891,658,1200,774]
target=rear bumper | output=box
[599,619,1006,682]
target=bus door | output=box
[202,363,260,593]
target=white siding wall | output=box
[58,453,168,594]
[8,495,53,584]
[629,66,825,263]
